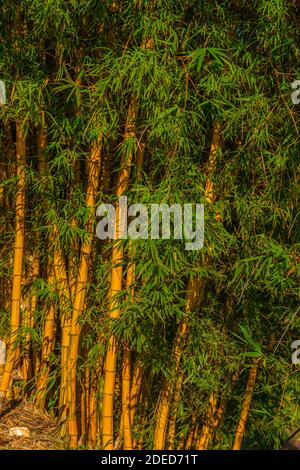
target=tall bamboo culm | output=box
[0,122,26,410]
[102,97,138,449]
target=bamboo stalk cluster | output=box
[0,0,299,450]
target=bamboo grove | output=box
[0,0,300,450]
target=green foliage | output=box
[0,0,299,450]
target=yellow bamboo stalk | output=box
[33,117,71,426]
[184,413,197,450]
[88,384,97,449]
[121,254,136,450]
[135,371,153,450]
[177,432,185,450]
[67,134,102,448]
[192,425,200,449]
[31,122,48,381]
[102,97,138,449]
[52,230,71,421]
[21,291,31,385]
[153,277,203,450]
[52,227,72,425]
[203,397,227,450]
[69,73,82,299]
[116,137,144,451]
[80,358,89,446]
[122,345,132,449]
[31,254,41,377]
[233,362,258,450]
[197,393,217,450]
[130,360,143,425]
[35,263,56,410]
[53,253,71,437]
[86,331,103,450]
[102,35,153,449]
[116,359,143,449]
[154,123,221,450]
[0,122,26,410]
[167,372,184,449]
[22,254,40,384]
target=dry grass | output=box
[0,401,65,450]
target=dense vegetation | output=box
[0,0,299,450]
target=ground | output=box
[0,401,65,450]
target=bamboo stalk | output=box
[35,263,56,410]
[154,123,221,450]
[122,345,133,449]
[102,97,138,449]
[80,356,89,446]
[115,358,144,450]
[167,368,184,449]
[67,133,102,447]
[0,122,26,410]
[32,123,55,410]
[121,259,135,450]
[21,289,31,386]
[22,250,40,385]
[88,381,97,449]
[233,362,258,450]
[184,413,197,450]
[153,277,204,450]
[130,360,143,425]
[197,392,217,450]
